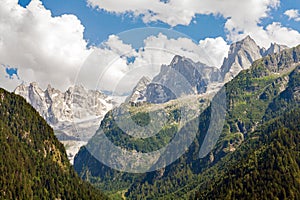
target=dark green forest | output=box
[194,109,300,199]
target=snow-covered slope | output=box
[15,83,116,163]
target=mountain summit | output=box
[130,56,222,104]
[221,35,288,82]
[126,76,151,103]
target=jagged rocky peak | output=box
[126,76,151,103]
[254,44,300,77]
[229,35,259,55]
[145,55,222,104]
[16,82,52,122]
[16,83,65,124]
[221,36,290,82]
[14,82,28,98]
[221,35,262,81]
[28,82,46,96]
[263,43,289,56]
[45,83,53,93]
[14,82,116,163]
[14,82,114,134]
[45,84,62,98]
[126,54,224,104]
[170,55,184,66]
[15,82,114,125]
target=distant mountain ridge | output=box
[14,83,115,163]
[15,83,113,127]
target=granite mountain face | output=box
[127,56,223,104]
[125,76,151,103]
[144,55,222,103]
[220,36,262,81]
[221,36,288,82]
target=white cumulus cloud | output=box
[87,0,300,48]
[0,0,91,91]
[284,9,300,21]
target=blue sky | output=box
[18,0,299,47]
[2,65,19,79]
[18,0,227,46]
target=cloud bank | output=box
[88,0,300,48]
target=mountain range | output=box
[73,38,300,199]
[221,36,288,81]
[13,36,288,166]
[127,36,288,104]
[126,43,300,199]
[6,35,300,199]
[14,83,116,163]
